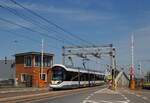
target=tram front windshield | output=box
[52,66,65,81]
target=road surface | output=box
[0,86,149,103]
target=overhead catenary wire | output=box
[0,4,76,45]
[0,29,59,49]
[0,17,76,45]
[9,0,95,46]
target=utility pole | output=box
[110,47,116,90]
[62,46,65,65]
[138,62,142,95]
[41,39,44,79]
[138,62,142,80]
[38,39,45,88]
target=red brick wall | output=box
[15,55,52,87]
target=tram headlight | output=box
[57,81,62,84]
[52,80,62,84]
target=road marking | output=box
[121,94,125,97]
[126,100,130,102]
[94,88,119,94]
[26,87,103,103]
[83,88,131,103]
[90,93,94,96]
[83,100,130,103]
[94,88,107,94]
[83,88,107,103]
[120,93,130,103]
[142,97,148,100]
[124,97,127,100]
[84,93,95,101]
[0,87,101,102]
[82,100,99,103]
[26,89,94,103]
[85,96,91,100]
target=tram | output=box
[49,64,105,89]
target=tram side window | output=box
[80,73,84,81]
[83,73,87,81]
[90,74,94,81]
[99,75,102,80]
[96,75,100,80]
[95,75,104,80]
[65,71,75,81]
[72,72,78,81]
[65,71,78,81]
[100,75,104,80]
[85,73,88,81]
[65,71,71,81]
[80,73,87,81]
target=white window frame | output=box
[34,55,41,67]
[24,56,32,67]
[39,73,47,82]
[34,56,52,68]
[20,73,27,82]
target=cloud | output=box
[4,1,116,22]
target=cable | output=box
[0,17,75,45]
[9,0,95,45]
[0,29,59,48]
[0,4,76,45]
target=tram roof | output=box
[52,64,104,75]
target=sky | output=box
[0,0,150,75]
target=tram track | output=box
[0,86,105,103]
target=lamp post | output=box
[130,34,135,90]
[12,40,18,86]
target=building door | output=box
[26,75,32,87]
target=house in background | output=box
[15,52,54,87]
[0,59,15,86]
[0,59,15,80]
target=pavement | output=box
[0,87,48,93]
[0,86,149,103]
[0,87,49,99]
[83,88,150,103]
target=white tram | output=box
[49,64,105,89]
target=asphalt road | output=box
[0,86,149,103]
[32,87,150,103]
[31,86,104,103]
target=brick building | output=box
[15,52,54,87]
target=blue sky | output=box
[0,0,150,74]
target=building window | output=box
[35,55,41,67]
[35,55,51,67]
[21,74,27,82]
[24,56,32,67]
[40,73,47,82]
[43,56,51,67]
